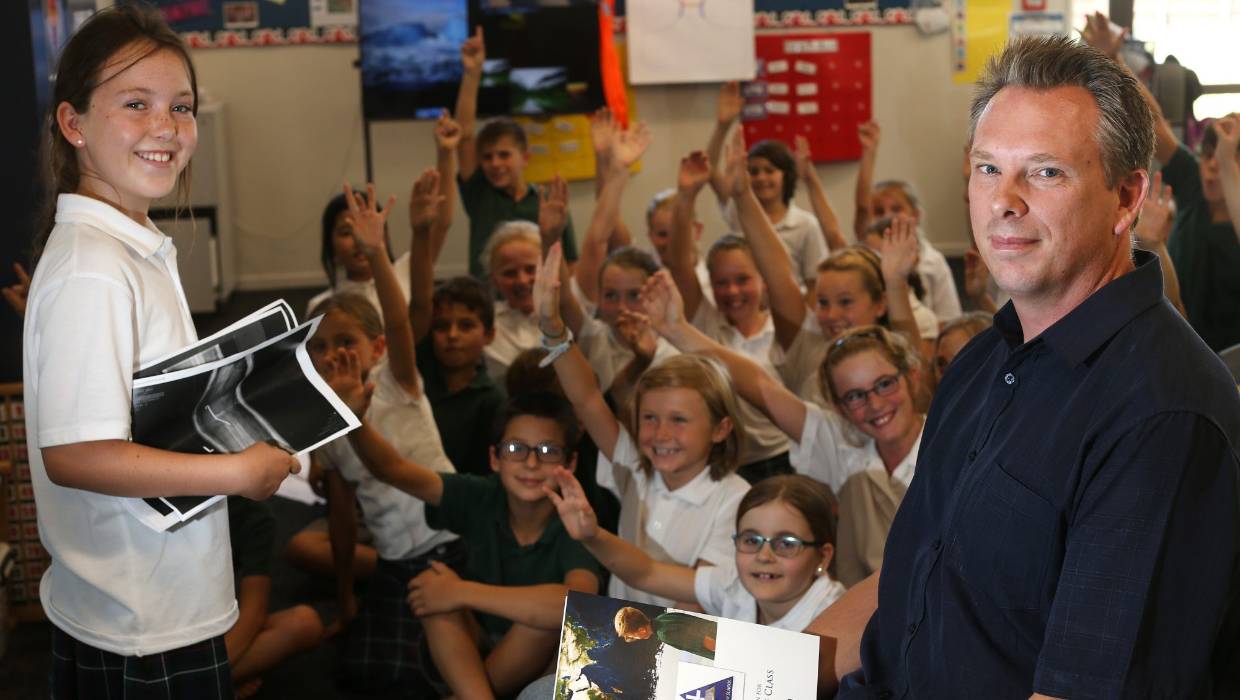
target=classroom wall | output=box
[190,26,978,291]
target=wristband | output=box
[538,327,575,367]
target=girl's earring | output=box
[76,139,84,146]
[815,565,826,577]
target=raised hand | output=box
[615,309,658,362]
[409,168,444,234]
[793,133,813,180]
[590,107,619,165]
[2,262,31,317]
[879,216,920,282]
[858,121,881,155]
[538,176,570,247]
[639,269,686,336]
[343,183,396,257]
[1081,11,1125,59]
[717,81,742,126]
[1215,113,1240,165]
[534,241,565,337]
[963,247,991,303]
[406,561,463,616]
[320,348,374,417]
[611,120,652,172]
[677,150,711,193]
[460,26,485,74]
[724,128,751,200]
[433,110,463,151]
[543,466,599,542]
[1134,171,1176,249]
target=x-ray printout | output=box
[627,0,756,84]
[125,306,360,531]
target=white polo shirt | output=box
[916,236,962,323]
[598,427,749,607]
[576,315,679,393]
[722,201,828,285]
[694,560,846,630]
[483,300,540,383]
[304,251,412,319]
[316,361,457,560]
[691,303,790,464]
[24,194,237,655]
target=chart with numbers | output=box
[0,383,46,620]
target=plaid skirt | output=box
[50,625,231,700]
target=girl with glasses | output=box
[548,471,844,629]
[642,271,924,587]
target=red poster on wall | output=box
[741,31,872,163]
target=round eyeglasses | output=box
[837,373,902,410]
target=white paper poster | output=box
[627,0,756,85]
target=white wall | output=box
[189,26,978,290]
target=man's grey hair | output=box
[969,34,1154,188]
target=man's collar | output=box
[54,193,167,259]
[994,249,1165,365]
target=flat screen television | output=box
[359,0,604,121]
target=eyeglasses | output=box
[732,531,819,558]
[837,373,903,410]
[496,440,566,464]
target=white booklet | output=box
[125,300,359,531]
[554,590,819,700]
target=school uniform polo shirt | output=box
[458,170,579,279]
[416,337,506,476]
[482,300,540,383]
[694,560,845,631]
[840,251,1240,699]
[722,200,828,285]
[425,473,599,637]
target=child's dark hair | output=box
[506,348,562,398]
[737,475,837,549]
[433,276,495,332]
[748,139,797,205]
[476,118,528,153]
[491,391,580,457]
[319,190,394,288]
[600,246,660,285]
[307,292,383,339]
[33,3,198,267]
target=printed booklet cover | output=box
[125,300,359,531]
[554,590,819,700]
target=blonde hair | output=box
[614,607,651,636]
[816,246,886,307]
[632,354,746,480]
[478,221,540,278]
[818,325,920,412]
[307,292,383,339]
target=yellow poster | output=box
[952,0,1010,84]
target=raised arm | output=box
[853,121,880,239]
[454,27,484,180]
[538,177,586,336]
[1214,114,1240,236]
[408,169,444,343]
[642,271,809,439]
[706,81,743,202]
[795,134,847,251]
[536,242,622,458]
[430,111,462,261]
[1133,171,1187,316]
[546,467,698,602]
[344,183,417,395]
[670,151,710,320]
[727,129,807,349]
[878,217,925,350]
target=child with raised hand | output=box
[641,270,924,587]
[455,26,578,278]
[23,6,297,695]
[308,182,466,693]
[536,241,750,607]
[323,347,600,699]
[550,468,845,628]
[667,138,792,482]
[704,82,827,286]
[853,120,962,322]
[793,134,848,252]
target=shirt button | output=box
[967,450,977,462]
[1004,372,1016,385]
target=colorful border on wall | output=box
[150,0,358,49]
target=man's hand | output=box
[1081,11,1126,60]
[433,110,463,152]
[343,183,396,258]
[460,26,485,74]
[1134,171,1176,249]
[407,561,464,616]
[717,81,742,126]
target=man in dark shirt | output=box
[810,35,1240,699]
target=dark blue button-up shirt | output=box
[840,251,1240,699]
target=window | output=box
[1132,0,1240,118]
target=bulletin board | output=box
[0,383,46,622]
[741,32,872,163]
[612,0,916,29]
[149,0,357,49]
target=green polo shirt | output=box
[416,338,506,476]
[1163,145,1240,352]
[458,169,579,279]
[425,473,599,637]
[652,612,717,660]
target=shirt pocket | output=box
[949,462,1060,611]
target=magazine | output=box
[554,590,819,700]
[125,302,359,531]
